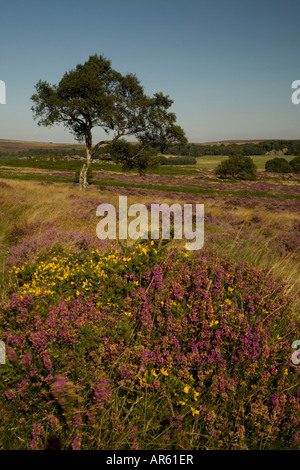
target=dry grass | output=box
[0,177,299,310]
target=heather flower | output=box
[49,416,62,431]
[21,353,32,367]
[6,347,17,363]
[71,435,81,450]
[43,353,52,370]
[4,389,15,401]
[28,438,42,450]
[1,241,299,450]
[74,414,82,427]
[32,423,44,437]
[94,379,113,409]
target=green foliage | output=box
[216,155,257,180]
[31,54,187,188]
[290,156,300,173]
[105,139,159,175]
[1,243,299,449]
[31,54,186,159]
[265,158,292,173]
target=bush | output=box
[216,155,257,180]
[0,243,299,450]
[265,158,292,174]
[290,156,300,174]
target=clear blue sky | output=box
[1,0,300,144]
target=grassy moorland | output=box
[0,155,299,450]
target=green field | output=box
[1,154,298,175]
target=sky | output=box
[1,0,300,144]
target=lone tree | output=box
[31,54,187,189]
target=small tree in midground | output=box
[216,155,257,180]
[290,156,300,173]
[290,156,300,174]
[105,139,160,175]
[265,157,292,174]
[31,54,187,190]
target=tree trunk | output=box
[79,133,92,191]
[79,162,88,190]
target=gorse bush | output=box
[216,155,257,180]
[0,242,299,450]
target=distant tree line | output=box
[161,140,300,157]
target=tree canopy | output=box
[216,155,257,180]
[290,156,300,173]
[265,156,300,174]
[31,54,187,189]
[265,157,292,174]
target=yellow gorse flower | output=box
[190,407,200,417]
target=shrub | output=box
[105,139,159,175]
[5,229,114,268]
[0,243,299,450]
[216,155,257,180]
[290,156,300,174]
[265,158,292,174]
[7,221,54,245]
